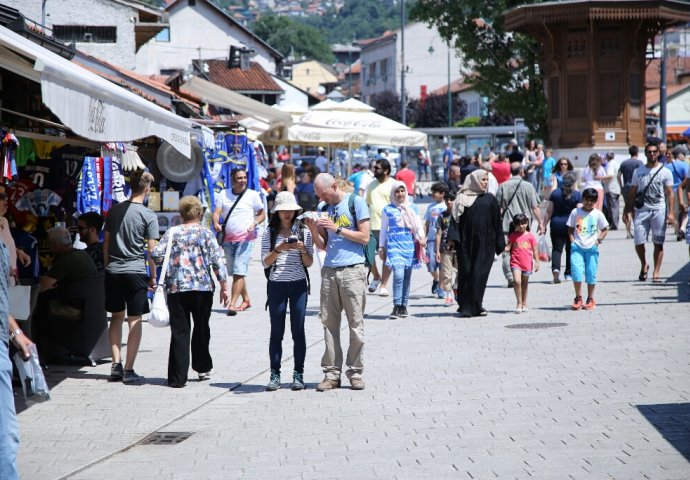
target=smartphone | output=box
[285,236,299,244]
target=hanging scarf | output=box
[389,181,421,239]
[452,170,488,221]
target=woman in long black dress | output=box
[453,170,506,317]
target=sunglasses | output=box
[0,194,7,200]
[373,166,382,170]
[646,150,658,155]
[559,162,568,166]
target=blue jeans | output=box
[0,340,19,480]
[392,266,413,306]
[267,280,308,374]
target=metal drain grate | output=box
[140,431,194,445]
[505,322,568,329]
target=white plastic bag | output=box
[13,345,50,404]
[538,234,551,262]
[148,286,169,328]
[9,285,31,320]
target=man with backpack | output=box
[307,173,373,392]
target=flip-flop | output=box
[226,308,237,317]
[651,277,662,283]
[236,301,252,312]
[638,267,649,281]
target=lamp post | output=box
[428,38,452,127]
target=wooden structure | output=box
[504,0,690,149]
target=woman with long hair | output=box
[452,170,505,317]
[580,153,606,211]
[544,172,581,284]
[261,191,313,391]
[379,181,424,319]
[152,196,229,388]
[278,163,297,193]
[551,157,574,192]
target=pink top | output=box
[508,231,536,272]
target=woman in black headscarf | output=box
[452,170,506,317]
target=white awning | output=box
[182,76,292,129]
[0,26,193,157]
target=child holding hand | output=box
[505,213,539,313]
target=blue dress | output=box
[381,204,420,269]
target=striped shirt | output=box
[261,228,313,282]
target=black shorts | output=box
[105,272,150,316]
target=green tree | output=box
[252,15,334,63]
[410,0,547,141]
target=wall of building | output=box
[458,90,483,118]
[396,22,464,101]
[290,60,337,94]
[135,1,277,75]
[360,23,464,104]
[5,0,138,69]
[272,76,309,110]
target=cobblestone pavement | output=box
[16,213,690,479]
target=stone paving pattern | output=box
[15,208,690,479]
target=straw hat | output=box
[272,191,303,213]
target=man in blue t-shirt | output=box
[665,150,689,240]
[307,173,371,392]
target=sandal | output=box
[638,266,649,281]
[651,277,662,283]
[226,308,237,317]
[236,301,252,312]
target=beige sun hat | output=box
[272,191,303,213]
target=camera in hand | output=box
[285,236,299,244]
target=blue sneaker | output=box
[436,288,445,299]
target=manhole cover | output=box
[140,432,193,445]
[505,322,568,329]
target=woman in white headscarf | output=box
[452,170,505,317]
[379,181,424,319]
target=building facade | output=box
[359,22,465,105]
[135,0,283,76]
[2,0,167,70]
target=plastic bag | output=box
[538,234,550,262]
[148,286,170,328]
[13,345,50,405]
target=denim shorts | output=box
[426,241,439,272]
[224,241,254,276]
[511,267,532,277]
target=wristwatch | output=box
[336,226,343,235]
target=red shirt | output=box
[508,231,537,272]
[491,160,511,184]
[395,168,416,193]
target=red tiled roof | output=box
[204,59,283,92]
[645,82,690,108]
[646,56,690,88]
[430,78,475,96]
[357,30,396,47]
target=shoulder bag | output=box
[501,178,523,219]
[634,166,664,209]
[216,190,246,245]
[149,227,176,328]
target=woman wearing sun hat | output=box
[261,191,314,391]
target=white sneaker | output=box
[368,279,381,293]
[198,370,213,381]
[379,287,390,297]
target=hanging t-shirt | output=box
[15,137,36,167]
[51,145,86,213]
[215,188,263,242]
[15,189,62,218]
[22,157,54,189]
[566,207,608,249]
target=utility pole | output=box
[348,41,353,99]
[447,44,451,127]
[400,0,406,126]
[660,30,667,142]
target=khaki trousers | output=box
[439,252,457,292]
[320,264,367,380]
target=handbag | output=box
[9,285,31,320]
[216,189,246,245]
[414,240,429,264]
[149,227,175,328]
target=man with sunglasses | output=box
[624,142,675,282]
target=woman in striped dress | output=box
[379,181,425,319]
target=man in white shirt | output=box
[315,148,329,174]
[623,142,675,282]
[602,151,621,230]
[213,169,265,315]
